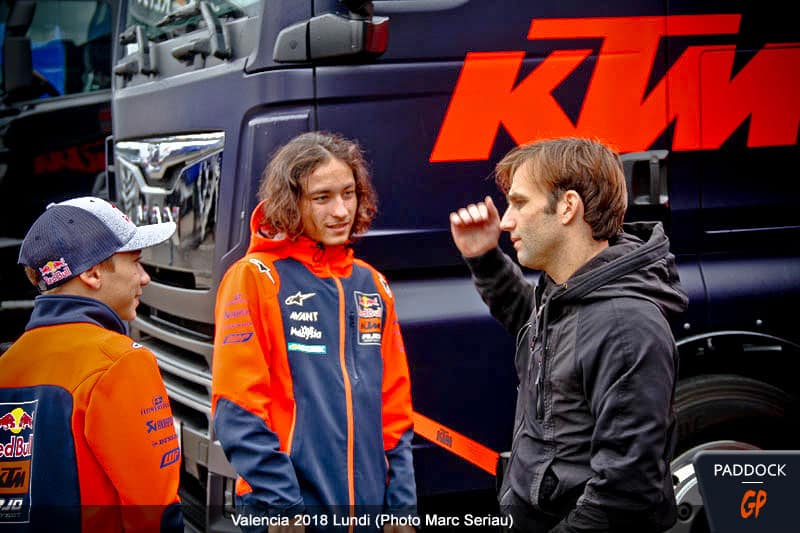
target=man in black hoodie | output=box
[450,138,688,532]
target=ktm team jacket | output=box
[211,203,416,522]
[0,295,183,532]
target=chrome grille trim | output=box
[114,132,224,289]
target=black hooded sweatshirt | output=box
[466,222,688,532]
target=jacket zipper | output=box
[501,322,534,505]
[331,274,356,529]
[348,312,360,382]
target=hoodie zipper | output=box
[500,321,533,505]
[348,312,360,382]
[331,272,356,529]
[527,301,548,420]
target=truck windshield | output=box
[123,0,260,41]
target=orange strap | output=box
[412,411,499,475]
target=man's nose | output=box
[499,208,514,231]
[332,195,350,218]
[139,263,151,286]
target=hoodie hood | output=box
[551,221,688,319]
[246,199,354,277]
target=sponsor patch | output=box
[287,343,327,355]
[223,332,254,344]
[248,259,275,284]
[0,400,36,524]
[289,325,323,340]
[289,311,319,322]
[285,291,315,306]
[224,308,250,319]
[38,257,72,286]
[139,395,170,416]
[146,416,175,434]
[160,447,181,469]
[225,293,249,307]
[354,291,383,345]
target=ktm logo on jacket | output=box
[431,14,799,162]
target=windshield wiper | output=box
[156,1,231,62]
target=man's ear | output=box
[78,264,103,290]
[559,190,583,225]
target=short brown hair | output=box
[495,137,627,240]
[257,132,377,240]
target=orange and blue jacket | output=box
[0,295,183,532]
[211,202,416,521]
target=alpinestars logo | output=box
[285,291,316,306]
[249,259,275,284]
[431,14,799,162]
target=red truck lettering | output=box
[430,15,800,162]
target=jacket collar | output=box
[26,294,128,334]
[246,199,354,277]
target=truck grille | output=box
[114,132,224,290]
[133,305,212,432]
[114,132,231,531]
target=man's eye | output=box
[343,190,355,198]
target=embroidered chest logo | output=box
[354,291,383,345]
[285,291,316,306]
[0,400,37,524]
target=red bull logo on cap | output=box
[38,257,73,286]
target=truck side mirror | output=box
[273,2,388,62]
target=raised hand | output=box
[449,196,502,258]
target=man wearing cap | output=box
[0,197,183,532]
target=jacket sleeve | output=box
[464,247,536,336]
[211,261,304,517]
[562,297,678,530]
[84,346,183,533]
[375,273,417,512]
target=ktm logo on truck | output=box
[430,15,800,162]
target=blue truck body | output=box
[108,0,799,530]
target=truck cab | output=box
[108,1,799,530]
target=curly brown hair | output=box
[495,137,627,241]
[257,132,377,240]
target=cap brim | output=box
[118,221,177,252]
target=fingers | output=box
[449,199,493,226]
[485,195,500,220]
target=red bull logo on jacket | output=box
[38,257,73,286]
[0,408,34,436]
[354,291,383,345]
[0,401,36,523]
[0,406,35,459]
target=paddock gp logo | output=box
[430,14,799,162]
[694,450,800,533]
